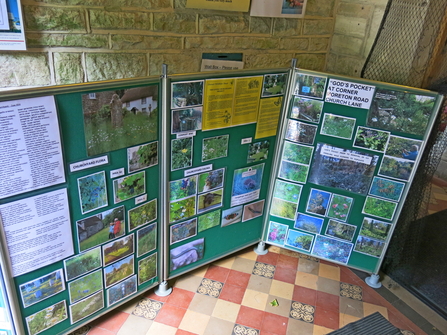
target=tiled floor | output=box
[72,245,447,335]
[428,179,447,215]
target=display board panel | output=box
[263,68,443,274]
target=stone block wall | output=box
[0,0,388,89]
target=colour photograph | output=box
[170,176,198,201]
[107,275,137,306]
[197,188,223,214]
[366,88,436,136]
[282,0,305,14]
[20,269,65,308]
[278,160,309,183]
[354,236,385,258]
[294,213,324,234]
[326,194,353,222]
[306,188,331,216]
[273,179,302,203]
[202,135,229,162]
[285,229,314,252]
[137,222,157,257]
[290,96,323,123]
[198,168,225,193]
[231,164,264,206]
[320,114,356,140]
[77,171,108,214]
[325,220,356,242]
[25,300,67,335]
[312,235,353,264]
[353,127,390,152]
[221,206,243,227]
[171,80,204,109]
[104,254,134,288]
[171,137,193,171]
[362,196,397,221]
[170,218,197,244]
[64,247,102,282]
[127,141,158,173]
[385,135,423,161]
[294,73,327,99]
[262,73,287,97]
[170,238,205,271]
[70,291,104,324]
[172,107,203,133]
[247,140,270,163]
[266,221,288,246]
[285,119,318,145]
[308,143,378,195]
[103,234,134,266]
[77,206,125,252]
[242,200,265,221]
[82,86,158,157]
[169,195,196,223]
[138,252,157,285]
[128,199,157,231]
[369,177,404,202]
[68,269,103,304]
[270,197,297,220]
[282,141,313,165]
[198,209,221,232]
[378,156,414,181]
[359,217,392,242]
[113,171,145,203]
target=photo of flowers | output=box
[354,235,385,258]
[198,168,224,193]
[26,300,67,335]
[273,179,302,203]
[242,199,265,221]
[306,188,331,216]
[20,269,65,308]
[294,73,327,99]
[320,114,356,140]
[326,194,353,222]
[285,229,314,252]
[104,254,134,288]
[102,234,134,266]
[113,171,145,203]
[362,196,397,221]
[170,238,205,271]
[138,252,157,285]
[378,156,414,181]
[137,222,157,257]
[170,218,197,244]
[127,141,158,173]
[70,291,104,324]
[325,220,356,242]
[197,188,223,214]
[170,176,197,201]
[359,217,392,242]
[270,197,297,220]
[353,127,390,152]
[77,171,108,214]
[294,213,324,234]
[247,140,270,163]
[68,269,103,304]
[262,73,287,97]
[266,221,288,246]
[171,80,204,109]
[312,235,353,264]
[290,96,323,123]
[369,177,404,202]
[279,160,309,183]
[285,119,318,145]
[198,209,221,232]
[172,107,202,133]
[64,247,102,282]
[171,137,193,171]
[221,206,243,227]
[282,141,313,165]
[169,195,196,223]
[128,199,157,231]
[202,135,229,162]
[385,135,423,161]
[107,275,137,306]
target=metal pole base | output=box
[365,274,382,289]
[254,241,268,255]
[154,281,172,297]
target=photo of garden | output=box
[64,247,102,281]
[68,269,103,304]
[290,96,323,123]
[170,176,197,201]
[320,114,356,139]
[128,199,157,231]
[385,135,422,160]
[273,180,302,203]
[171,137,193,170]
[353,127,390,152]
[285,230,313,252]
[113,171,145,203]
[107,275,137,306]
[282,141,313,165]
[270,197,297,220]
[77,171,108,214]
[379,156,414,181]
[202,135,229,161]
[171,80,204,109]
[294,74,327,99]
[359,217,391,241]
[104,255,134,288]
[20,269,65,308]
[172,107,202,133]
[267,221,288,246]
[247,140,270,163]
[102,234,134,266]
[127,141,158,173]
[138,253,157,285]
[362,196,397,220]
[171,218,197,244]
[198,209,221,232]
[326,194,353,222]
[278,160,309,183]
[262,73,287,97]
[312,235,353,264]
[26,300,67,335]
[70,291,104,324]
[369,177,404,202]
[285,119,317,145]
[354,235,385,257]
[137,223,157,257]
[325,220,356,242]
[169,196,196,223]
[294,213,324,234]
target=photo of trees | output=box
[290,96,323,123]
[354,236,385,258]
[285,119,317,145]
[362,196,397,221]
[325,220,356,242]
[285,230,313,252]
[359,217,391,241]
[64,247,102,281]
[379,156,414,181]
[312,235,353,264]
[171,80,204,109]
[354,127,390,152]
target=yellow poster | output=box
[202,78,235,130]
[255,96,283,139]
[186,0,250,12]
[232,76,263,126]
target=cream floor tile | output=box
[174,275,203,292]
[212,299,240,322]
[339,297,363,318]
[212,256,235,269]
[189,293,218,315]
[295,271,318,290]
[238,249,258,260]
[316,277,340,295]
[339,313,361,328]
[178,310,210,335]
[191,265,208,277]
[363,302,388,319]
[427,314,447,335]
[231,258,256,274]
[269,279,294,300]
[433,192,447,201]
[118,314,152,335]
[286,318,313,334]
[264,295,292,317]
[247,274,272,294]
[313,325,334,335]
[203,316,235,335]
[268,246,281,253]
[241,289,269,310]
[146,321,177,335]
[298,258,320,275]
[318,263,340,281]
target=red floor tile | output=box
[219,283,245,304]
[316,291,339,312]
[87,327,116,335]
[204,265,230,282]
[260,331,276,335]
[273,266,296,284]
[146,290,170,302]
[388,310,425,335]
[261,312,288,335]
[166,288,195,309]
[236,305,265,329]
[361,287,385,305]
[257,252,279,266]
[154,304,187,328]
[293,286,317,306]
[93,311,129,333]
[276,254,298,270]
[314,307,339,329]
[176,329,198,335]
[226,269,251,288]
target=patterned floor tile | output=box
[289,301,315,323]
[67,325,91,335]
[132,298,163,320]
[340,282,363,300]
[252,262,275,278]
[400,330,415,335]
[232,324,260,335]
[197,278,224,298]
[298,254,319,262]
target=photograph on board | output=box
[362,196,397,221]
[68,269,103,304]
[320,114,356,140]
[290,96,323,123]
[113,171,146,203]
[198,168,224,193]
[171,80,204,109]
[285,229,314,252]
[137,222,157,257]
[312,235,353,264]
[325,220,356,242]
[77,171,108,214]
[242,199,265,222]
[294,213,324,234]
[282,141,313,165]
[266,221,288,246]
[354,235,385,258]
[353,127,390,152]
[169,195,196,223]
[102,234,134,266]
[104,254,134,288]
[326,194,353,222]
[270,197,297,220]
[170,175,198,202]
[202,135,229,162]
[170,238,205,272]
[279,160,309,184]
[25,300,67,335]
[385,135,423,161]
[306,188,331,216]
[172,107,203,133]
[82,86,158,156]
[70,291,104,324]
[170,218,197,244]
[231,163,264,206]
[197,188,223,214]
[107,275,137,306]
[128,199,157,231]
[221,206,243,227]
[127,141,158,173]
[294,73,327,99]
[273,179,303,204]
[247,140,270,163]
[171,137,193,171]
[20,269,65,308]
[285,119,318,145]
[198,209,221,232]
[138,252,157,285]
[369,177,405,202]
[64,247,102,282]
[262,73,287,97]
[378,156,414,181]
[359,217,392,242]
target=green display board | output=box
[263,68,443,273]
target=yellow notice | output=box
[232,76,263,126]
[186,0,250,12]
[255,96,283,139]
[203,78,235,130]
